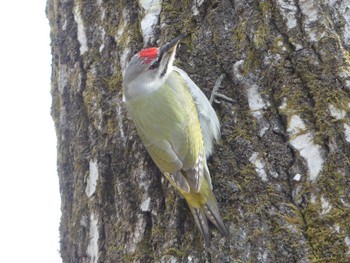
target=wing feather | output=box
[126,71,203,192]
[173,67,220,158]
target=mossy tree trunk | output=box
[47,0,350,262]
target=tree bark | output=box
[47,0,350,262]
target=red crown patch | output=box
[138,47,158,64]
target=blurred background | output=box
[0,1,61,262]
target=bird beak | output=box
[159,34,185,58]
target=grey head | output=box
[123,34,185,101]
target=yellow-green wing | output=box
[126,71,203,191]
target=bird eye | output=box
[149,56,161,70]
[149,63,158,70]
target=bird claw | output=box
[209,74,235,104]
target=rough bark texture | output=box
[47,0,350,262]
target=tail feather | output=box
[188,195,228,247]
[189,206,210,247]
[204,197,229,237]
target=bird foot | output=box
[209,74,235,104]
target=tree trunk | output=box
[47,0,350,262]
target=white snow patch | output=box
[298,0,326,42]
[341,198,350,208]
[293,173,301,181]
[127,214,147,253]
[345,9,350,44]
[116,103,126,144]
[233,60,245,81]
[328,0,337,6]
[345,235,350,254]
[329,0,350,44]
[276,39,285,50]
[98,2,106,52]
[344,124,350,143]
[62,20,67,31]
[263,53,282,67]
[249,152,268,182]
[285,222,298,234]
[329,104,346,119]
[99,26,106,52]
[100,6,106,21]
[58,64,68,94]
[233,60,269,134]
[99,43,105,53]
[187,255,201,263]
[346,80,350,89]
[86,160,99,198]
[114,9,131,72]
[333,224,340,233]
[258,250,268,262]
[87,213,99,263]
[276,0,297,29]
[276,39,283,47]
[308,30,326,42]
[192,0,204,16]
[321,196,332,214]
[310,193,316,204]
[345,236,350,246]
[120,47,131,74]
[299,0,318,23]
[287,115,324,181]
[259,126,269,137]
[116,8,128,41]
[73,4,88,55]
[338,70,350,80]
[294,43,304,51]
[246,84,267,119]
[138,170,150,191]
[279,97,287,110]
[140,196,151,211]
[80,215,88,227]
[271,171,279,178]
[139,0,162,45]
[328,104,350,143]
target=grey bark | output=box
[47,0,350,262]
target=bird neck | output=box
[124,66,174,102]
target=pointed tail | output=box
[204,193,229,237]
[189,205,211,247]
[188,192,228,247]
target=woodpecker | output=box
[123,34,228,246]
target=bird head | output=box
[123,34,185,100]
